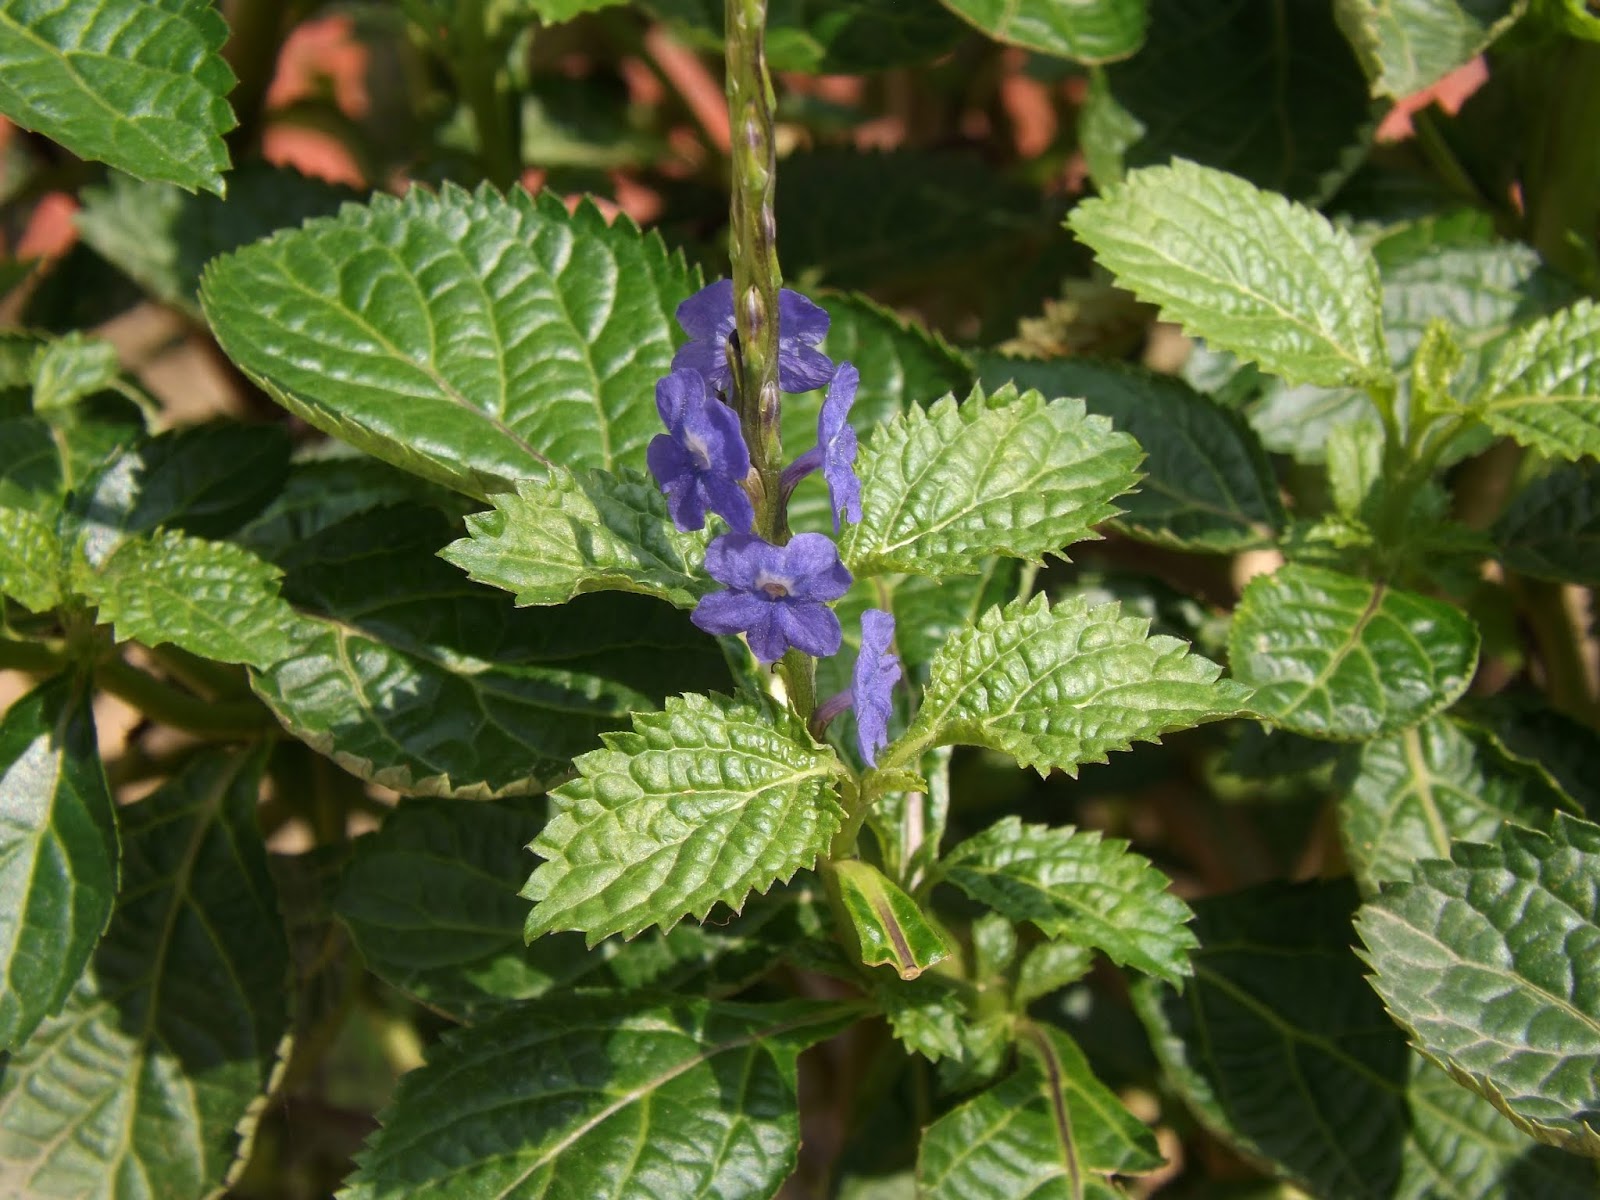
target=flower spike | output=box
[673,278,835,395]
[647,368,754,533]
[692,532,853,663]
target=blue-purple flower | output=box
[647,368,754,533]
[851,609,901,765]
[692,532,853,662]
[673,279,836,396]
[780,362,862,532]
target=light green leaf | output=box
[943,817,1196,983]
[1336,0,1524,98]
[1136,878,1595,1197]
[0,505,62,612]
[832,859,949,980]
[442,466,712,609]
[340,997,857,1200]
[79,528,297,668]
[645,0,968,73]
[1017,940,1096,1006]
[1472,299,1600,460]
[1229,564,1479,740]
[29,333,119,413]
[0,746,290,1195]
[0,0,235,194]
[1069,161,1389,388]
[1336,716,1570,892]
[525,692,844,944]
[504,0,626,21]
[842,385,1142,578]
[1358,815,1600,1155]
[891,593,1252,776]
[935,0,1145,62]
[1494,461,1600,584]
[201,186,699,498]
[0,674,116,1051]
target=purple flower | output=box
[647,368,754,533]
[692,532,853,663]
[780,362,862,531]
[851,609,901,765]
[673,279,836,395]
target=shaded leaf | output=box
[1495,461,1600,584]
[935,0,1146,63]
[1455,694,1600,818]
[0,417,62,513]
[646,0,968,72]
[832,859,949,979]
[1336,0,1525,98]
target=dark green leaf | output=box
[0,417,61,512]
[645,0,969,72]
[935,0,1146,62]
[1336,0,1525,98]
[1495,460,1600,583]
[832,859,949,980]
[1455,694,1600,818]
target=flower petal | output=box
[676,279,734,339]
[699,472,755,533]
[777,288,831,345]
[777,600,843,659]
[779,343,838,394]
[691,588,768,636]
[779,533,853,602]
[744,608,791,664]
[818,363,859,443]
[680,381,752,479]
[655,368,705,428]
[703,532,779,590]
[852,608,902,766]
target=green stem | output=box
[1522,38,1600,286]
[0,636,67,674]
[95,656,278,737]
[1511,576,1600,724]
[452,0,521,188]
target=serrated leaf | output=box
[442,465,712,608]
[29,333,119,412]
[0,505,62,612]
[1337,716,1570,892]
[1336,0,1524,98]
[976,355,1285,552]
[891,593,1252,776]
[525,692,844,944]
[80,528,297,668]
[0,674,116,1051]
[1229,564,1479,740]
[1081,0,1377,202]
[1017,941,1096,1006]
[201,186,699,499]
[943,817,1196,983]
[0,417,62,512]
[1135,878,1595,1197]
[1358,815,1600,1155]
[0,746,290,1195]
[842,385,1141,578]
[1069,161,1388,388]
[936,0,1145,63]
[1472,300,1600,460]
[1495,461,1600,584]
[1456,694,1600,818]
[832,859,949,980]
[341,996,857,1200]
[645,0,968,72]
[0,0,236,194]
[253,504,728,799]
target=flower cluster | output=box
[647,279,900,764]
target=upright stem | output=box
[1524,39,1600,287]
[453,0,521,189]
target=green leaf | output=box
[1229,564,1479,740]
[1069,161,1389,388]
[0,0,235,194]
[1336,0,1524,98]
[1472,300,1600,460]
[341,996,857,1200]
[832,859,949,980]
[1495,461,1600,584]
[1080,0,1377,202]
[935,0,1146,63]
[442,466,712,609]
[79,528,297,668]
[0,746,290,1194]
[0,674,116,1051]
[892,593,1252,776]
[645,0,968,73]
[200,186,699,498]
[918,1024,1163,1200]
[1456,694,1600,818]
[842,384,1141,578]
[523,693,843,944]
[1017,941,1096,1006]
[1358,815,1600,1155]
[28,333,119,413]
[0,417,62,512]
[943,817,1196,983]
[976,355,1285,552]
[1336,716,1570,892]
[0,505,62,612]
[253,504,729,799]
[1136,878,1595,1197]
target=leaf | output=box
[842,384,1142,578]
[0,417,62,512]
[1229,564,1479,740]
[892,593,1252,776]
[442,466,712,609]
[79,528,297,668]
[1470,300,1600,460]
[1068,161,1389,388]
[0,505,62,612]
[0,746,290,1195]
[252,504,729,799]
[525,692,844,945]
[1456,694,1600,818]
[342,996,855,1200]
[1080,0,1378,203]
[0,674,116,1051]
[976,355,1285,552]
[1357,815,1600,1155]
[1135,878,1595,1197]
[832,859,949,980]
[1336,716,1571,892]
[1495,461,1600,584]
[1336,0,1525,98]
[200,186,699,498]
[28,333,120,413]
[935,0,1146,63]
[943,817,1196,983]
[0,0,235,194]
